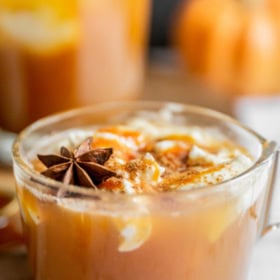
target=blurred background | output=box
[2,0,280,131]
[150,0,182,47]
[0,0,280,279]
[149,0,280,142]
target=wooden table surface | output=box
[0,60,279,280]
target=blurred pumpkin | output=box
[174,0,280,95]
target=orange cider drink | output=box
[12,102,275,280]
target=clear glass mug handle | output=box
[262,149,280,236]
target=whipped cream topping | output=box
[86,117,254,194]
[31,112,254,194]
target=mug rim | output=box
[11,101,277,200]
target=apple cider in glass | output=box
[0,0,150,132]
[12,103,273,280]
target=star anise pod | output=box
[37,137,116,189]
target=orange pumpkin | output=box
[174,0,280,95]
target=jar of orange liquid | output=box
[0,0,150,132]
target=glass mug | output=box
[0,0,150,132]
[6,101,280,280]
